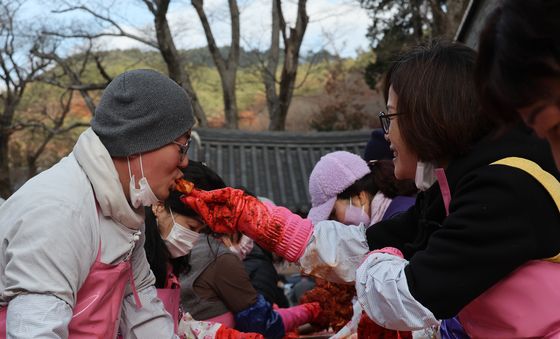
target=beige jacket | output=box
[0,128,174,338]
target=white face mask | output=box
[228,235,254,260]
[415,161,437,191]
[164,209,200,258]
[343,198,371,226]
[128,154,159,208]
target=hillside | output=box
[19,48,384,131]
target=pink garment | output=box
[435,168,451,216]
[0,308,4,338]
[369,192,392,226]
[371,247,404,258]
[157,289,180,334]
[0,242,138,339]
[156,267,182,334]
[206,312,236,328]
[275,302,321,332]
[459,260,560,338]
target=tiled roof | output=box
[188,128,371,214]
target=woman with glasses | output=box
[178,39,560,338]
[362,40,560,337]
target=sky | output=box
[23,0,373,58]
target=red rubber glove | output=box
[215,325,264,339]
[182,187,268,234]
[275,302,322,332]
[182,188,313,262]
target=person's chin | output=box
[395,162,415,180]
[394,162,405,180]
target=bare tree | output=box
[0,1,50,198]
[16,90,89,177]
[263,0,309,131]
[262,0,281,131]
[192,0,240,129]
[142,0,207,126]
[32,40,110,114]
[23,42,112,177]
[50,0,209,127]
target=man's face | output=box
[518,98,560,170]
[132,130,191,201]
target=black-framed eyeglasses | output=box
[172,138,191,162]
[378,111,402,134]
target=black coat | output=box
[243,244,290,308]
[366,125,560,319]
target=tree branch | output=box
[47,5,158,48]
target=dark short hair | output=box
[338,160,417,199]
[476,0,560,122]
[383,40,495,162]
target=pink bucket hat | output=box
[307,151,371,224]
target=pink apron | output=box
[459,260,560,338]
[0,241,141,339]
[156,266,182,334]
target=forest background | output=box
[0,0,469,198]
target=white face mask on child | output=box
[164,209,200,258]
[128,154,159,208]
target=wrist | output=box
[371,247,404,258]
[237,201,313,262]
[269,206,313,262]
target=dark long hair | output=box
[144,161,227,288]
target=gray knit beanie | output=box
[92,69,195,157]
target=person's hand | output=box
[275,302,322,332]
[182,187,313,262]
[182,187,270,234]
